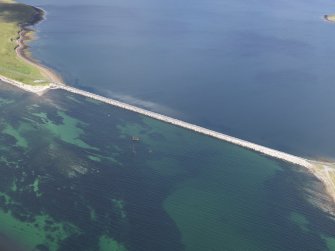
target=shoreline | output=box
[2,1,335,216]
[16,6,63,85]
[57,85,335,215]
[16,27,63,84]
[15,6,63,83]
[0,5,62,95]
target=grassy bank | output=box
[0,0,50,85]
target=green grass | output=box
[0,0,50,85]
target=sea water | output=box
[22,0,335,158]
[0,83,334,250]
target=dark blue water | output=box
[3,0,335,249]
[1,82,335,251]
[22,0,335,158]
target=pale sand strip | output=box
[1,6,335,212]
[0,11,62,95]
[0,74,50,95]
[2,78,335,212]
[15,28,63,84]
[57,85,335,211]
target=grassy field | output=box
[0,0,50,85]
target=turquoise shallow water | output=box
[0,83,335,250]
[22,0,335,158]
[2,0,335,248]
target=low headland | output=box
[1,0,335,215]
[0,0,62,95]
[324,14,335,23]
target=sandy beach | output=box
[16,27,63,84]
[1,1,335,218]
[0,6,63,95]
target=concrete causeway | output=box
[56,84,312,168]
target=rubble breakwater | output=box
[57,84,312,168]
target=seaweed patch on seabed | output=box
[0,85,183,251]
[1,83,335,251]
[0,87,110,250]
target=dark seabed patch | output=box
[0,83,335,250]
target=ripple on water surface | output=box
[0,84,334,251]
